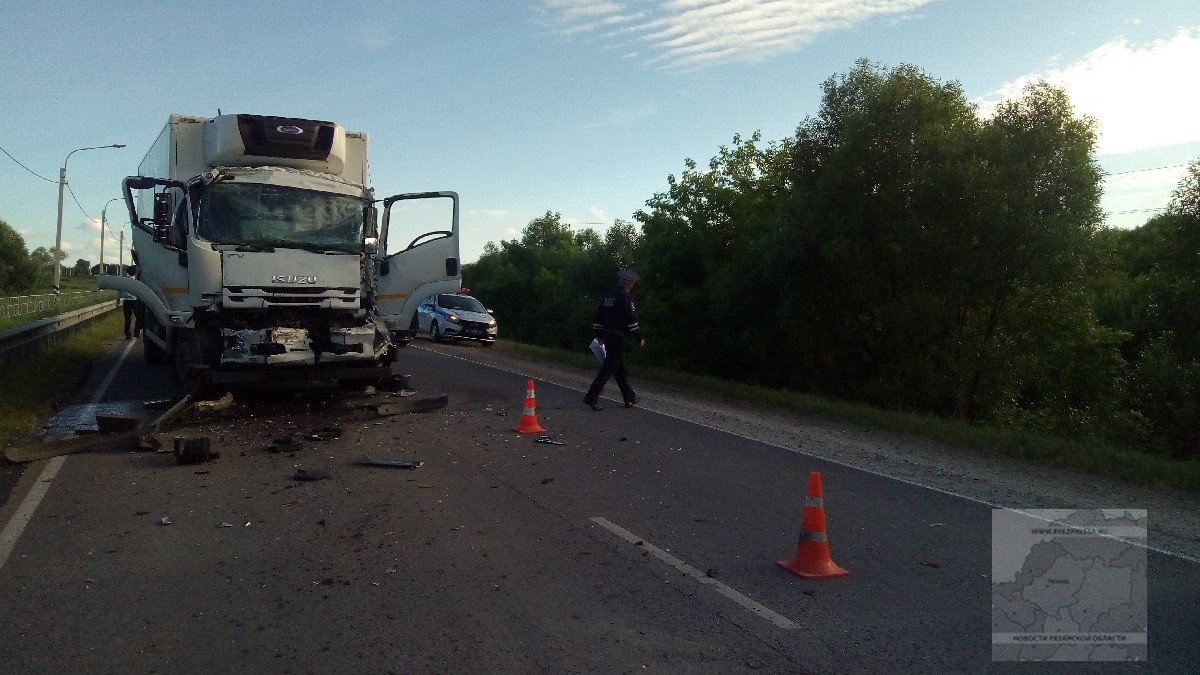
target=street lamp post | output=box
[54,144,125,294]
[100,197,121,276]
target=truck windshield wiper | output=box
[291,243,357,254]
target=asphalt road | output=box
[0,338,1195,674]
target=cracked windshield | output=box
[198,182,363,252]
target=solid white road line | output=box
[590,516,799,630]
[0,338,135,572]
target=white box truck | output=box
[100,113,461,386]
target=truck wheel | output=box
[144,338,168,364]
[173,333,200,385]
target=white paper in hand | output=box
[589,338,606,363]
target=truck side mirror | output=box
[364,237,378,255]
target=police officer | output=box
[584,269,644,411]
[119,265,144,339]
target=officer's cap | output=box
[617,269,639,283]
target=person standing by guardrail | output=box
[118,265,144,339]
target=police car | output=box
[415,291,498,345]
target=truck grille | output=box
[223,286,359,309]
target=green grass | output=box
[493,341,1200,493]
[0,313,123,438]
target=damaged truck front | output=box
[101,113,461,386]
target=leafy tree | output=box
[765,62,1106,423]
[464,213,642,350]
[0,218,40,294]
[72,258,91,276]
[963,82,1107,420]
[635,131,792,377]
[1105,160,1200,457]
[770,60,992,408]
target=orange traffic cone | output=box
[513,379,547,434]
[777,471,850,579]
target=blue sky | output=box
[1,0,1198,269]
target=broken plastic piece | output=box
[535,436,565,445]
[374,395,449,416]
[95,415,138,434]
[194,392,234,413]
[352,456,423,469]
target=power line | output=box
[0,143,55,183]
[1107,207,1167,215]
[1102,163,1189,178]
[66,183,94,222]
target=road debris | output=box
[374,395,449,416]
[5,393,192,463]
[95,415,138,433]
[193,392,234,413]
[293,468,331,481]
[306,427,342,441]
[269,434,304,452]
[535,435,565,445]
[352,456,423,469]
[159,516,173,526]
[174,436,219,465]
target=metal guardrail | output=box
[0,301,119,366]
[0,290,112,321]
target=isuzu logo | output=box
[276,125,304,135]
[272,275,318,284]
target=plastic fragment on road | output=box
[375,395,449,416]
[293,468,331,481]
[352,456,423,469]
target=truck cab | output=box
[102,113,460,386]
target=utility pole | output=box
[54,144,125,293]
[100,198,120,276]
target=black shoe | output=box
[584,398,603,411]
[624,397,639,408]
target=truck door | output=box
[375,191,461,334]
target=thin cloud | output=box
[976,27,1200,156]
[540,0,940,69]
[469,209,513,219]
[584,102,658,128]
[359,25,392,51]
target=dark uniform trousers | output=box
[586,330,635,405]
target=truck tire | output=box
[144,338,168,364]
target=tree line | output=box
[0,217,108,295]
[465,60,1199,461]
